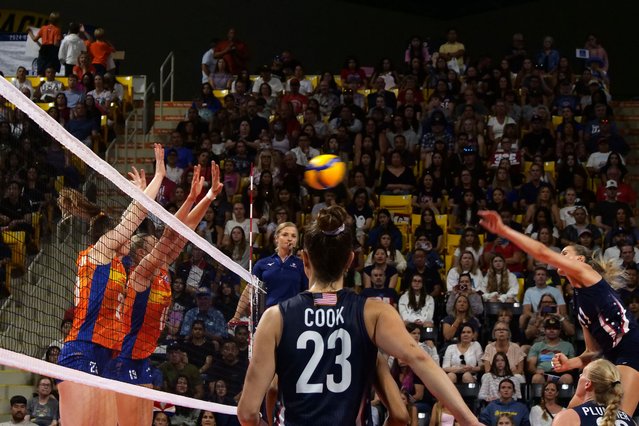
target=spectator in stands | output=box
[597,165,636,206]
[58,22,86,77]
[527,317,575,384]
[446,251,483,293]
[482,321,526,379]
[214,28,248,75]
[535,36,560,74]
[412,173,442,215]
[446,272,483,316]
[223,226,250,270]
[479,351,523,403]
[480,254,519,302]
[398,274,435,327]
[165,131,194,169]
[207,378,237,410]
[560,206,601,246]
[1,395,32,426]
[84,28,115,76]
[362,247,398,290]
[368,209,403,251]
[604,230,639,264]
[200,38,217,85]
[528,381,565,426]
[28,12,62,76]
[403,245,443,296]
[366,231,407,273]
[448,168,483,220]
[0,180,33,236]
[171,375,200,425]
[60,74,84,110]
[453,226,483,266]
[182,319,215,377]
[626,294,639,322]
[361,264,399,305]
[176,245,216,294]
[208,58,233,90]
[442,292,481,342]
[522,289,574,343]
[289,134,319,167]
[442,323,483,384]
[521,115,555,161]
[12,66,34,99]
[165,277,194,341]
[64,102,101,148]
[594,180,635,233]
[216,281,239,324]
[26,377,59,426]
[251,65,283,97]
[72,52,96,81]
[222,202,258,247]
[413,208,444,253]
[480,379,530,425]
[34,67,64,102]
[160,343,204,400]
[207,339,247,402]
[526,226,561,278]
[180,287,228,342]
[345,188,374,247]
[524,185,561,230]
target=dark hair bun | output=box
[317,205,347,234]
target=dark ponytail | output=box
[304,206,353,285]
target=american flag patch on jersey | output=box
[313,292,338,306]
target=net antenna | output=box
[247,164,265,359]
[0,77,256,286]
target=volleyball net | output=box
[0,76,263,418]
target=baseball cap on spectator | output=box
[196,287,212,297]
[431,114,445,126]
[166,341,182,352]
[606,179,618,189]
[544,317,561,329]
[578,228,593,237]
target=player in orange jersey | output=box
[57,144,166,425]
[106,163,224,425]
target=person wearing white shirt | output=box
[285,65,313,96]
[201,40,216,84]
[0,395,35,426]
[442,323,483,384]
[58,22,87,76]
[251,66,283,95]
[398,274,435,326]
[479,254,519,302]
[289,134,319,167]
[12,66,33,99]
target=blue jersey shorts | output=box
[103,355,153,385]
[57,340,113,382]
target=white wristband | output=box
[206,191,215,201]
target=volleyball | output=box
[304,154,347,190]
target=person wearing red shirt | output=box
[29,11,62,76]
[281,78,308,115]
[214,28,249,75]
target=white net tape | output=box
[0,348,237,415]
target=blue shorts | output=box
[103,355,152,385]
[57,340,113,381]
[606,330,639,373]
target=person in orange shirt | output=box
[56,144,166,425]
[29,11,62,76]
[105,163,224,426]
[85,27,116,76]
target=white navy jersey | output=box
[276,290,377,426]
[574,400,637,425]
[573,279,639,363]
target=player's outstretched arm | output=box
[129,167,205,292]
[373,353,410,426]
[237,307,281,426]
[478,210,601,285]
[366,300,484,426]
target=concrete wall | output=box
[2,1,637,99]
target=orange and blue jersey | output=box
[118,268,172,360]
[65,246,127,350]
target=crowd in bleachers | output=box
[2,17,638,426]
